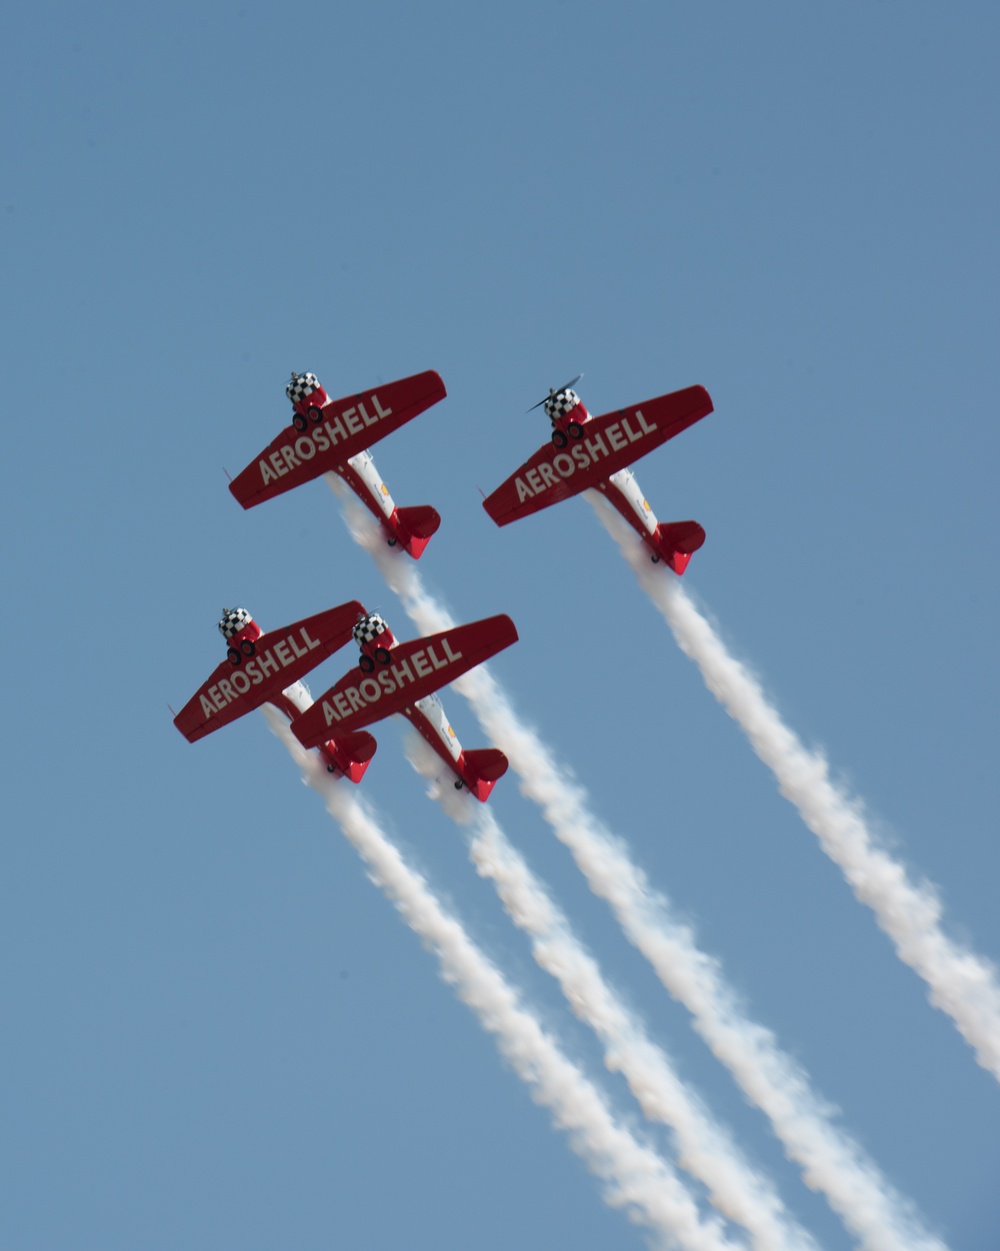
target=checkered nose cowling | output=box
[286,372,321,404]
[544,388,580,421]
[353,613,388,647]
[219,607,253,639]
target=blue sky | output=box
[3,3,998,1248]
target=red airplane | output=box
[483,377,713,574]
[292,611,518,803]
[229,369,447,559]
[173,603,377,783]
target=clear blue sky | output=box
[3,3,998,1248]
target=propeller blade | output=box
[527,373,583,412]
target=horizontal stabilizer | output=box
[464,748,509,784]
[325,730,378,784]
[395,504,441,559]
[462,748,509,802]
[339,730,378,764]
[396,504,440,540]
[653,520,706,575]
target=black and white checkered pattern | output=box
[285,372,320,404]
[353,613,388,646]
[544,388,580,421]
[219,607,252,639]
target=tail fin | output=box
[395,505,441,560]
[461,748,509,803]
[324,730,378,784]
[652,520,706,575]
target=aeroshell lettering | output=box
[198,626,322,720]
[322,637,464,726]
[258,393,394,486]
[513,410,657,501]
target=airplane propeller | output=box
[527,373,583,412]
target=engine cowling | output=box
[286,371,320,403]
[218,606,254,640]
[286,371,330,415]
[544,388,581,422]
[352,612,389,647]
[218,606,261,664]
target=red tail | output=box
[395,505,441,559]
[651,521,706,575]
[460,748,509,803]
[322,730,378,783]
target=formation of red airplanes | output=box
[175,368,714,800]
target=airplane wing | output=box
[174,601,365,743]
[229,370,447,509]
[483,385,712,527]
[292,614,518,747]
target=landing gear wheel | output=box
[240,639,256,657]
[359,654,375,673]
[374,647,391,666]
[307,405,323,424]
[551,429,568,449]
[567,420,584,440]
[227,647,242,666]
[387,537,397,547]
[651,553,661,564]
[454,779,464,790]
[292,412,307,433]
[327,764,336,774]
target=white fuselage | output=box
[605,466,659,537]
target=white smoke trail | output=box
[468,807,818,1251]
[333,484,947,1251]
[264,705,742,1251]
[592,494,1000,1084]
[402,726,814,1250]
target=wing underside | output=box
[484,385,712,527]
[174,601,365,742]
[229,370,446,509]
[293,615,518,746]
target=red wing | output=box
[292,615,518,747]
[229,370,447,509]
[483,385,712,527]
[174,601,365,743]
